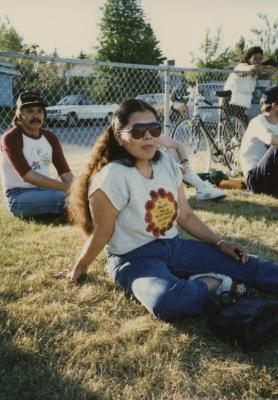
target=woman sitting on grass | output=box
[55,99,278,322]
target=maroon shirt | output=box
[0,126,71,191]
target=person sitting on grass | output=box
[0,90,73,218]
[55,98,278,322]
[159,134,226,200]
[240,85,278,197]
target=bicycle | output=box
[171,83,247,173]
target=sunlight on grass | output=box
[0,153,278,399]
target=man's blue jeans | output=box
[106,236,278,322]
[6,187,66,218]
[247,147,278,196]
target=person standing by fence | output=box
[223,46,276,124]
[0,91,73,218]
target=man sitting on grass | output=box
[240,85,278,197]
[0,90,73,218]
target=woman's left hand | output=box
[218,240,249,263]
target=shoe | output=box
[220,281,253,305]
[196,180,226,201]
[230,281,254,297]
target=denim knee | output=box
[152,280,211,322]
[6,189,66,217]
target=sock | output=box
[189,273,233,295]
[183,169,207,191]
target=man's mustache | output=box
[30,118,42,124]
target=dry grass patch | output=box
[0,157,278,399]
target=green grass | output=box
[0,157,278,400]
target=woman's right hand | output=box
[53,263,88,285]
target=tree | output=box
[94,0,165,102]
[0,16,24,52]
[23,43,45,55]
[78,50,87,59]
[251,14,278,60]
[191,27,232,70]
[232,36,246,64]
[96,0,165,65]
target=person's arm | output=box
[234,63,263,77]
[60,171,74,185]
[159,134,189,161]
[22,170,70,192]
[270,133,278,147]
[44,130,73,184]
[261,65,277,75]
[235,63,276,77]
[159,134,189,174]
[176,184,248,262]
[54,189,119,284]
[254,119,278,148]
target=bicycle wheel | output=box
[222,116,246,172]
[172,119,211,173]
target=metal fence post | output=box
[163,62,171,137]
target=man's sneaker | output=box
[196,180,226,201]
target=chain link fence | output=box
[0,51,276,172]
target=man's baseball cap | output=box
[260,85,278,105]
[16,91,48,109]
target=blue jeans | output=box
[6,187,66,218]
[106,236,278,321]
[247,147,278,196]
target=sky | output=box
[0,0,277,66]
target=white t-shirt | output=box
[240,114,278,176]
[224,63,257,109]
[0,126,70,192]
[88,152,183,255]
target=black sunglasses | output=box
[122,122,162,139]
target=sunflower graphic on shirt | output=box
[145,188,178,238]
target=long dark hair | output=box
[68,98,161,235]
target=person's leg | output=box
[169,237,278,295]
[164,147,226,200]
[247,147,278,196]
[106,240,212,321]
[6,187,66,218]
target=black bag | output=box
[198,170,229,186]
[207,297,278,351]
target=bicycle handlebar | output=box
[203,98,213,106]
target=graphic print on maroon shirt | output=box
[145,188,178,238]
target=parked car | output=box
[136,93,164,118]
[136,93,187,119]
[46,94,118,126]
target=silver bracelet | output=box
[216,239,226,247]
